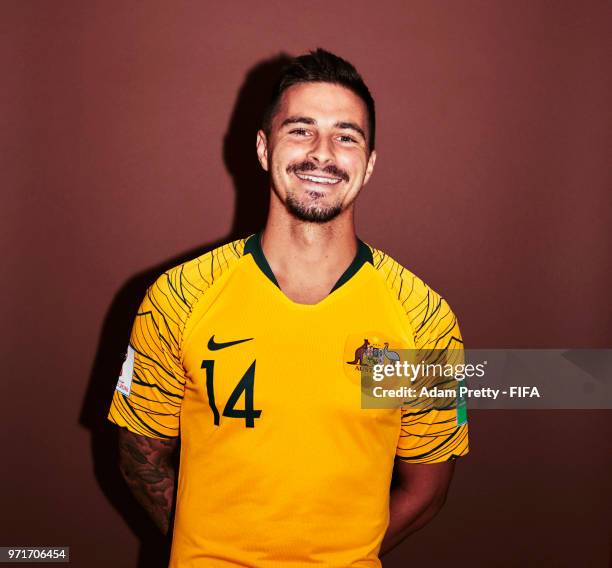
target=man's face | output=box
[257,82,377,223]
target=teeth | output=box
[296,173,341,185]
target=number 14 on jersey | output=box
[201,359,262,428]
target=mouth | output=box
[294,172,343,186]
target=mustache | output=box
[287,160,350,182]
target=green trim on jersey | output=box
[243,233,280,287]
[331,239,373,292]
[243,232,373,293]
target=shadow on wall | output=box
[79,53,292,568]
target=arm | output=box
[118,427,180,535]
[380,458,455,556]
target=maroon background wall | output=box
[2,1,610,567]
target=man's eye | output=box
[289,128,309,136]
[338,135,357,143]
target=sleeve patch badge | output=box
[116,346,135,397]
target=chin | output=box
[285,195,343,224]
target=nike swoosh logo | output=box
[208,335,253,351]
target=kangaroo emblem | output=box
[347,339,370,365]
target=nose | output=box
[307,135,335,166]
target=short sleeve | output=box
[396,296,469,462]
[107,276,187,439]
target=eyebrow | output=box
[280,116,366,141]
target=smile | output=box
[294,172,342,185]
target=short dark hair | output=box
[261,48,376,153]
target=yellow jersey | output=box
[108,234,468,567]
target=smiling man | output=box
[107,48,468,567]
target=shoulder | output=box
[366,243,442,310]
[143,237,249,323]
[159,237,247,293]
[364,242,463,348]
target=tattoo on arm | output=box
[118,429,179,535]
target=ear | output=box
[362,149,377,186]
[256,130,269,172]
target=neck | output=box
[259,195,358,302]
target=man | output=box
[108,48,468,567]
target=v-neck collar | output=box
[243,232,373,294]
